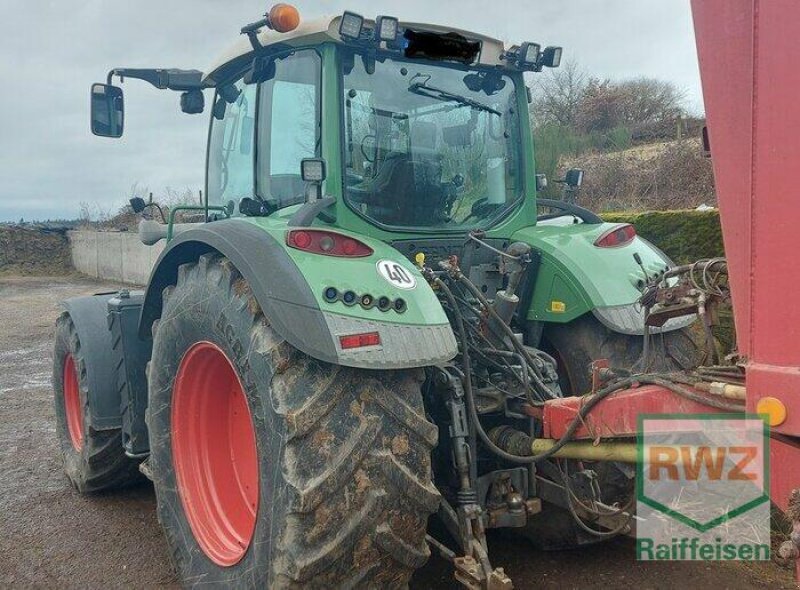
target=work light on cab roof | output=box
[335,8,560,69]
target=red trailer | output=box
[541,0,800,575]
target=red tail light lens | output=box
[286,230,373,257]
[594,224,636,248]
[339,332,381,349]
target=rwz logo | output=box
[636,414,770,553]
[647,445,758,481]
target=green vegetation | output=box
[602,209,723,264]
[530,61,711,210]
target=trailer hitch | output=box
[429,367,515,590]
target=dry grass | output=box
[563,138,716,212]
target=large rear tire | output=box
[52,314,143,492]
[543,313,700,396]
[519,314,698,550]
[148,253,440,588]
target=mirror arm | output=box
[107,68,206,91]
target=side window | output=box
[207,80,257,207]
[258,50,321,208]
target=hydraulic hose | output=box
[436,275,636,464]
[455,273,559,401]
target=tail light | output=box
[286,230,373,257]
[339,332,381,349]
[594,224,636,248]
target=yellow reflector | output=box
[550,300,566,313]
[269,3,300,33]
[756,396,787,426]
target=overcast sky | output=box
[0,0,702,222]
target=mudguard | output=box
[60,294,121,431]
[513,221,694,335]
[138,218,457,369]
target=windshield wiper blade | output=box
[408,82,502,117]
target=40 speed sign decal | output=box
[376,259,417,290]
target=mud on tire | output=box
[542,313,700,396]
[147,253,440,588]
[52,314,143,493]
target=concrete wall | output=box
[69,230,164,285]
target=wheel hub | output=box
[171,341,259,567]
[62,354,84,451]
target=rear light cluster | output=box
[594,224,636,248]
[286,229,373,257]
[339,332,381,350]
[324,287,406,313]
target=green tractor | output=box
[55,6,697,588]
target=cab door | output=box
[205,49,322,213]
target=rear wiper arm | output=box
[408,82,502,117]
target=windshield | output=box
[342,52,523,230]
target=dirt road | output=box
[0,276,794,589]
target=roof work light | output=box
[339,11,365,40]
[375,15,399,42]
[541,46,563,68]
[518,42,541,67]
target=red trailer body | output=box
[691,0,800,515]
[542,0,800,570]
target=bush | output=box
[601,209,724,265]
[562,139,716,212]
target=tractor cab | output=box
[91,7,562,240]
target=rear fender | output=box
[513,222,694,335]
[139,219,457,369]
[60,294,120,430]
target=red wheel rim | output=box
[63,354,84,451]
[171,342,259,567]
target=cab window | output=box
[207,80,257,207]
[257,49,321,209]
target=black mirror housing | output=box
[90,83,124,138]
[129,197,147,213]
[565,168,584,188]
[180,90,205,114]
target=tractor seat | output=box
[347,153,415,224]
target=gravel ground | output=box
[0,275,794,589]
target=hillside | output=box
[559,138,716,212]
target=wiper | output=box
[408,81,502,117]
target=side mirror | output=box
[129,197,146,213]
[564,168,584,189]
[702,126,711,158]
[90,83,124,138]
[535,174,548,192]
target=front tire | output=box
[543,313,699,396]
[148,253,440,588]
